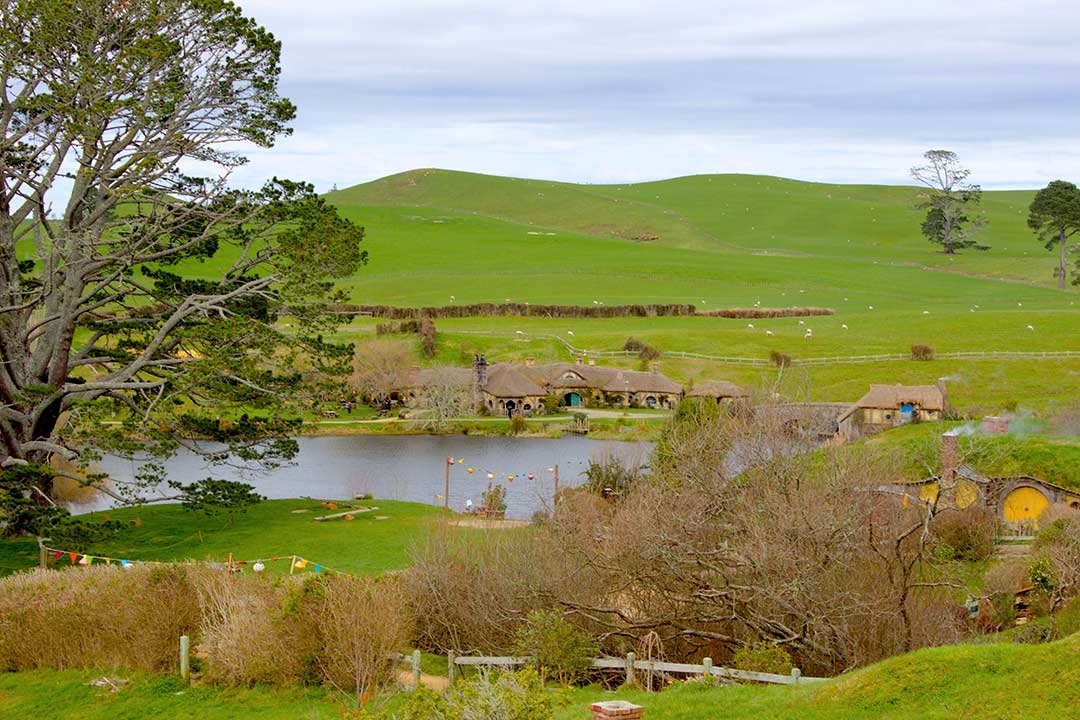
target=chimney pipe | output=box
[941,433,958,483]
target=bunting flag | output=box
[39,545,351,578]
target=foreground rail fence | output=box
[441,651,825,687]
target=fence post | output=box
[702,657,712,680]
[448,651,456,687]
[790,667,801,685]
[625,651,635,687]
[411,649,421,689]
[179,635,190,683]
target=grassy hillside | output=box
[317,168,1080,414]
[4,634,1079,719]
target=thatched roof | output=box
[483,364,546,398]
[601,369,683,395]
[686,380,750,399]
[854,384,946,411]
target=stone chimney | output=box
[576,356,584,365]
[941,433,958,483]
[651,363,659,375]
[473,354,488,390]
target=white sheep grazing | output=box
[804,329,813,339]
[798,320,805,326]
[1027,325,1035,331]
[567,330,574,336]
[842,324,848,330]
[747,323,754,329]
[765,330,774,336]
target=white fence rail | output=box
[452,330,1080,366]
[445,650,825,687]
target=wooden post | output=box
[447,651,456,686]
[289,554,296,575]
[37,537,49,571]
[179,635,190,683]
[444,457,451,512]
[553,464,560,501]
[625,651,635,687]
[702,656,713,680]
[411,649,421,689]
[790,667,801,684]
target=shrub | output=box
[622,336,660,361]
[911,344,935,360]
[395,668,562,720]
[541,394,560,414]
[930,505,997,562]
[768,350,792,367]
[732,642,793,675]
[508,414,528,435]
[420,317,437,358]
[0,563,202,673]
[512,609,598,685]
[582,454,643,500]
[481,484,508,513]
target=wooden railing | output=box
[444,650,825,687]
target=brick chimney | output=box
[941,433,958,483]
[473,354,488,389]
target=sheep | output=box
[765,330,774,336]
[747,323,754,329]
[804,329,813,339]
[1027,325,1035,331]
[841,324,848,330]
[798,320,805,326]
[567,330,574,336]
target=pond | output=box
[80,435,653,520]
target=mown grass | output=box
[5,633,1080,719]
[0,499,445,577]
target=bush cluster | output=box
[911,344,935,360]
[512,609,598,685]
[622,336,661,361]
[420,317,437,358]
[0,564,407,698]
[339,303,699,319]
[732,642,793,675]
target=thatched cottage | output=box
[838,381,947,439]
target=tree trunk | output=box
[1060,229,1068,290]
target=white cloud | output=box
[225,0,1080,188]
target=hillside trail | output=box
[396,670,449,691]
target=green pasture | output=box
[0,499,446,577]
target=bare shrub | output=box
[197,572,309,686]
[420,317,437,358]
[0,564,201,672]
[350,339,414,408]
[292,574,409,703]
[404,523,573,654]
[911,344,935,360]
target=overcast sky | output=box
[231,0,1080,191]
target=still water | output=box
[82,435,652,520]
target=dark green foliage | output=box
[769,350,792,367]
[0,0,366,516]
[481,483,507,512]
[582,454,644,500]
[168,478,264,515]
[623,336,660,361]
[732,642,793,675]
[911,150,987,254]
[513,608,599,685]
[1028,180,1080,288]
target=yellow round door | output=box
[1003,486,1050,523]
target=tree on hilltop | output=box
[0,0,366,533]
[911,150,987,254]
[1027,180,1080,290]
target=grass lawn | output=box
[5,633,1080,719]
[0,499,447,577]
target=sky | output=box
[230,0,1080,191]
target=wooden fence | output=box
[442,650,825,687]
[452,330,1080,367]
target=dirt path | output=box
[396,670,449,690]
[449,517,530,529]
